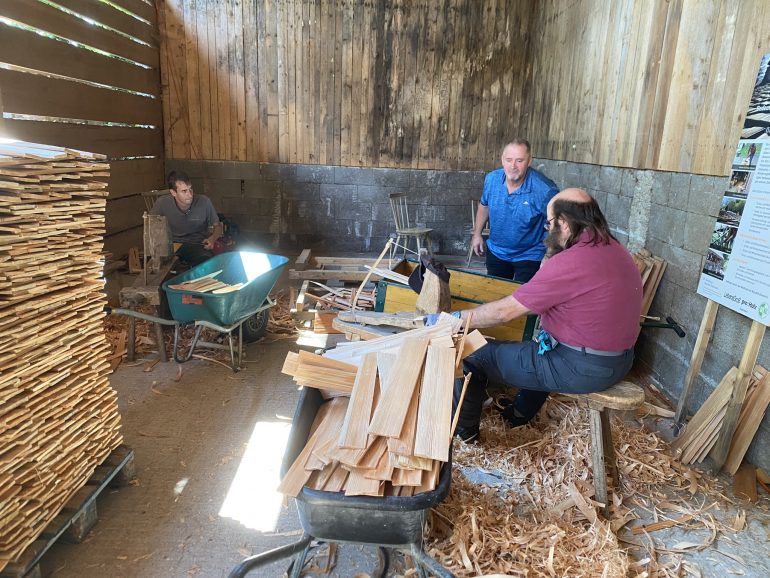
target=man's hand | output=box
[471,233,485,256]
[203,237,216,250]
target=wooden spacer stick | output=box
[450,372,473,439]
[352,238,392,311]
[455,311,474,369]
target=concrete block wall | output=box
[167,157,770,470]
[165,159,485,255]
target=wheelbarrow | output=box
[228,386,456,578]
[108,251,289,372]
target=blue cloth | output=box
[480,167,558,262]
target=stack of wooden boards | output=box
[279,314,487,497]
[0,142,123,571]
[167,270,243,294]
[674,364,769,473]
[632,249,667,317]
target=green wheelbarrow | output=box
[109,251,289,372]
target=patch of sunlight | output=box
[174,477,189,498]
[295,330,330,349]
[239,251,272,282]
[219,420,291,532]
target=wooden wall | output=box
[528,0,770,176]
[0,0,164,256]
[160,0,770,176]
[159,0,532,169]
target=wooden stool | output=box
[569,381,645,516]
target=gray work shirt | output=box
[150,194,220,244]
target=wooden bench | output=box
[569,381,645,516]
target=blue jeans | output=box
[485,249,540,283]
[453,340,634,430]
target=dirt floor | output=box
[36,254,770,578]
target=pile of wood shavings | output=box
[427,474,628,577]
[425,396,731,577]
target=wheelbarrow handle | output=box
[104,306,179,326]
[639,316,685,338]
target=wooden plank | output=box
[414,345,455,462]
[108,158,165,201]
[53,0,157,45]
[2,120,163,160]
[243,0,259,161]
[0,68,162,126]
[675,299,719,424]
[338,353,379,449]
[264,0,279,162]
[725,370,770,474]
[1,0,159,67]
[183,0,202,159]
[0,19,159,96]
[115,0,158,25]
[673,366,737,454]
[215,0,231,160]
[368,336,428,438]
[733,462,758,502]
[232,0,247,161]
[339,0,353,166]
[387,377,421,456]
[711,322,767,469]
[105,195,145,236]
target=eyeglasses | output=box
[544,217,556,231]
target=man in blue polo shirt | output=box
[471,139,558,282]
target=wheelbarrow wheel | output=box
[242,309,269,343]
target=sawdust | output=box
[425,396,733,577]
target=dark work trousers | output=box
[453,340,634,431]
[485,250,540,283]
[175,243,213,268]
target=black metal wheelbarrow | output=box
[108,251,289,372]
[228,387,455,578]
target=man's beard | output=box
[544,229,565,257]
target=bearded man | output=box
[438,188,642,442]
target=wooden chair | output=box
[567,381,645,517]
[466,199,490,267]
[388,193,433,258]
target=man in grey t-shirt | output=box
[151,171,222,266]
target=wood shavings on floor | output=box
[265,288,299,341]
[425,396,736,577]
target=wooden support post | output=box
[674,299,719,425]
[710,321,766,469]
[295,280,310,312]
[589,407,609,517]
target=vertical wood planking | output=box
[158,0,770,175]
[243,0,259,161]
[184,0,201,159]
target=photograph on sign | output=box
[726,170,752,198]
[732,142,762,170]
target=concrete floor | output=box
[36,255,770,577]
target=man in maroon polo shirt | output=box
[446,188,642,442]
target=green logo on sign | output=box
[759,303,769,319]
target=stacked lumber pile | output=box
[0,142,122,571]
[279,315,487,497]
[632,249,667,317]
[674,364,769,471]
[305,281,376,311]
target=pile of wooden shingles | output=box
[279,314,486,497]
[632,249,667,317]
[674,364,769,473]
[0,142,122,571]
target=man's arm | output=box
[203,222,223,250]
[457,294,531,329]
[471,203,489,256]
